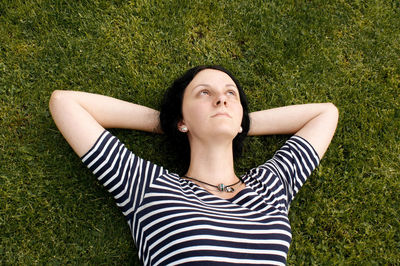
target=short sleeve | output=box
[261,135,320,206]
[81,131,166,221]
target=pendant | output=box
[218,184,234,193]
[225,186,234,193]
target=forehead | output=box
[187,69,236,89]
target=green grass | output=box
[1,0,399,264]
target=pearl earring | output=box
[180,126,188,132]
[239,127,243,133]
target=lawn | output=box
[1,0,399,264]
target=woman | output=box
[49,65,338,265]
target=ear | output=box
[177,120,188,132]
[177,120,185,127]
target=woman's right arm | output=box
[49,90,161,157]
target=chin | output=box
[209,128,238,139]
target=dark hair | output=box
[160,65,250,171]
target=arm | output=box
[248,103,339,159]
[49,90,161,157]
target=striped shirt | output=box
[82,131,319,265]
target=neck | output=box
[185,138,237,185]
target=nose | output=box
[215,95,227,106]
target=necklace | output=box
[183,175,242,193]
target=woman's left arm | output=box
[248,103,339,159]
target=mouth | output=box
[211,112,231,118]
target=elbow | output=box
[327,102,339,117]
[50,90,65,101]
[49,90,70,114]
[325,102,339,125]
[49,90,62,112]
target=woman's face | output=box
[180,69,243,142]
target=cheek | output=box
[182,101,206,125]
[234,104,244,123]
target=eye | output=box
[227,90,236,96]
[200,90,210,96]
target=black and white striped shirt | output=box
[82,131,319,265]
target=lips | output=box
[211,112,231,118]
